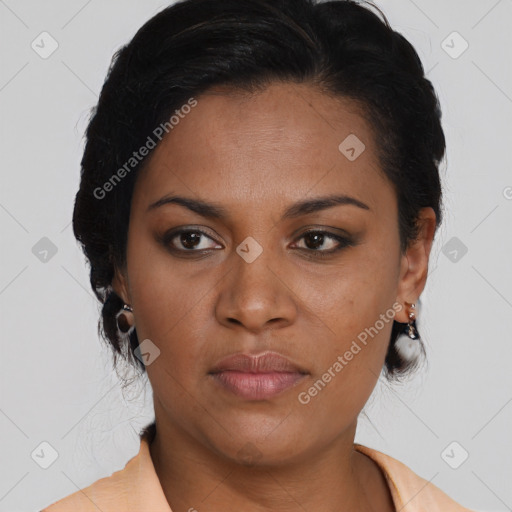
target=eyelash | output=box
[294,229,354,257]
[161,228,354,258]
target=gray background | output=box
[0,0,511,511]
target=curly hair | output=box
[72,0,446,382]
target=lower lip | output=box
[210,371,307,400]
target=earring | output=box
[404,302,419,340]
[395,301,421,361]
[116,303,135,334]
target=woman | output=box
[41,0,476,510]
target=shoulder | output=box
[39,423,170,512]
[354,443,476,512]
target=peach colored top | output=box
[41,425,475,512]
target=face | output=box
[114,82,435,465]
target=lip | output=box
[209,351,308,400]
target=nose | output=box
[215,243,298,333]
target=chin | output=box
[202,415,311,468]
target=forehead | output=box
[133,82,391,215]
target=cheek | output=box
[298,256,399,406]
[305,250,398,340]
[300,270,396,422]
[131,282,207,378]
[125,234,208,371]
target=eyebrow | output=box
[146,193,370,220]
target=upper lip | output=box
[209,351,308,374]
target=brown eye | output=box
[178,231,202,250]
[302,232,329,250]
[162,229,221,252]
[294,230,354,256]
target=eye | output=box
[162,228,222,252]
[160,227,354,257]
[292,230,354,256]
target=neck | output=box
[147,416,393,512]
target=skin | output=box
[113,81,436,512]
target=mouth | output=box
[208,351,309,400]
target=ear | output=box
[395,207,437,323]
[112,266,131,305]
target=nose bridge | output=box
[235,237,278,293]
[216,234,296,331]
[232,235,280,305]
